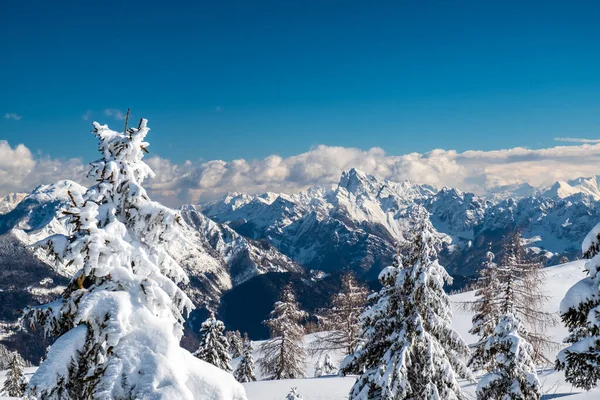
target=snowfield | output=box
[2,260,600,399]
[238,260,600,399]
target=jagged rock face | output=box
[203,169,600,280]
[180,205,302,286]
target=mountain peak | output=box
[30,180,87,201]
[338,168,379,195]
[543,176,600,201]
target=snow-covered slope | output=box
[0,193,27,215]
[0,180,303,362]
[542,176,600,201]
[236,260,598,399]
[203,169,600,281]
[181,205,302,285]
[203,169,442,279]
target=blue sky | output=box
[1,0,599,165]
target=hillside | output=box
[237,260,597,399]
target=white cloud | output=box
[81,111,92,121]
[143,142,600,205]
[4,113,22,121]
[554,137,600,143]
[2,137,600,207]
[0,141,87,195]
[215,106,222,112]
[104,109,126,120]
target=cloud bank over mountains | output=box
[2,138,600,206]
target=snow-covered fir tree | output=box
[2,352,26,397]
[227,330,244,358]
[194,312,232,372]
[22,119,202,399]
[0,344,13,370]
[258,284,307,380]
[310,272,368,356]
[322,353,336,375]
[285,387,303,400]
[314,358,324,377]
[234,333,256,383]
[467,250,502,372]
[497,231,556,364]
[556,222,600,390]
[340,205,472,399]
[476,314,540,400]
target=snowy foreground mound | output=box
[240,261,599,400]
[1,261,598,399]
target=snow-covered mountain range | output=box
[2,169,600,359]
[0,180,301,359]
[203,168,600,280]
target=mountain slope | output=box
[204,169,600,281]
[0,180,302,362]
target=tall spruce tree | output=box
[194,313,232,372]
[234,333,256,383]
[476,314,540,400]
[310,272,368,356]
[468,250,502,372]
[2,352,26,397]
[258,284,307,380]
[227,330,244,358]
[341,205,472,399]
[498,231,556,365]
[556,223,600,390]
[22,119,200,399]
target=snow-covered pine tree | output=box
[0,344,13,370]
[285,387,303,400]
[322,353,336,375]
[2,352,26,397]
[314,359,324,377]
[227,330,244,358]
[310,272,368,356]
[498,231,557,365]
[234,333,256,383]
[341,205,472,399]
[467,250,502,372]
[476,314,540,400]
[339,253,401,377]
[556,222,600,390]
[194,313,232,372]
[258,284,307,380]
[22,119,195,398]
[21,119,245,400]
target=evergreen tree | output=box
[314,359,324,377]
[227,330,244,358]
[194,313,232,372]
[341,205,472,399]
[258,285,307,380]
[556,223,600,390]
[22,119,198,399]
[476,314,540,400]
[0,344,13,370]
[467,250,502,372]
[498,231,556,365]
[322,353,336,375]
[285,387,303,400]
[2,352,26,397]
[234,333,256,383]
[310,272,368,356]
